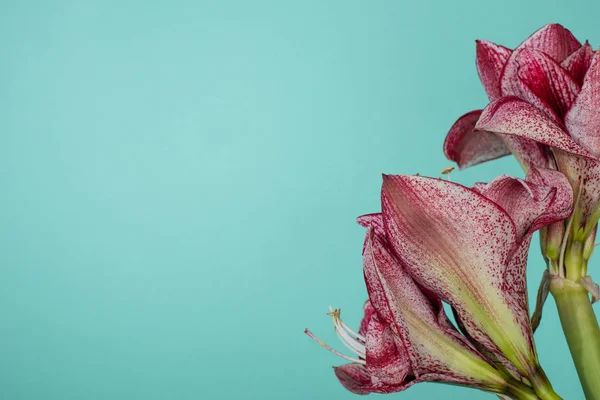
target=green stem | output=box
[551,279,600,400]
[529,367,562,400]
[505,378,542,400]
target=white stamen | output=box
[335,324,367,358]
[329,306,366,343]
[304,329,366,364]
[340,320,366,343]
[328,307,366,358]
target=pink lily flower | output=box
[444,24,599,248]
[307,167,572,399]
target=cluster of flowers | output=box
[307,24,600,400]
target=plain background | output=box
[2,1,600,399]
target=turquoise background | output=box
[1,1,599,399]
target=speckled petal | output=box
[516,49,580,119]
[476,96,594,159]
[443,110,510,169]
[478,169,572,339]
[362,228,506,389]
[381,175,536,374]
[476,40,513,101]
[359,301,377,337]
[364,315,411,385]
[333,363,427,395]
[357,213,385,236]
[565,50,600,158]
[480,168,573,241]
[501,24,581,97]
[561,42,594,86]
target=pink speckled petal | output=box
[362,228,503,389]
[501,24,581,96]
[561,42,594,86]
[334,363,434,395]
[476,96,595,159]
[523,166,575,230]
[357,213,384,236]
[517,49,580,119]
[476,169,573,333]
[381,175,536,374]
[480,168,573,241]
[565,50,600,158]
[476,40,513,101]
[443,110,511,169]
[499,134,551,170]
[334,364,483,395]
[359,301,377,337]
[363,315,411,385]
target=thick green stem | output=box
[529,367,562,400]
[551,279,600,400]
[505,379,541,400]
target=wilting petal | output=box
[444,110,511,169]
[381,175,536,375]
[561,41,594,86]
[476,96,594,159]
[476,40,513,101]
[362,227,507,390]
[517,49,580,119]
[501,24,581,97]
[565,50,600,158]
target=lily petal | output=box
[468,170,571,335]
[334,364,444,395]
[362,227,508,390]
[476,40,513,101]
[476,96,594,159]
[516,48,580,119]
[565,50,600,158]
[524,166,574,230]
[561,41,594,86]
[480,168,573,241]
[357,213,385,236]
[444,110,511,169]
[364,314,411,385]
[359,301,377,336]
[381,175,535,375]
[501,24,581,97]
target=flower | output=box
[443,24,600,277]
[307,167,571,399]
[306,224,533,398]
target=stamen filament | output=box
[328,306,366,343]
[334,324,367,358]
[304,329,366,364]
